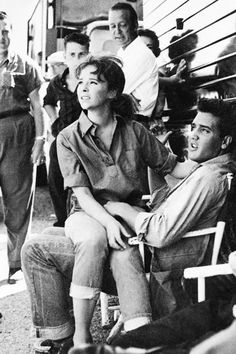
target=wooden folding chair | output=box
[183,172,234,301]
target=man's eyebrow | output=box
[199,124,213,131]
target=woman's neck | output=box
[88,104,113,128]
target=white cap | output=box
[46,51,65,64]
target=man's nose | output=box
[113,25,121,33]
[191,129,199,140]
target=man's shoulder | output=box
[191,159,233,194]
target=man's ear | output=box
[221,135,232,150]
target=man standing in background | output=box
[108,2,159,124]
[0,11,45,283]
[43,32,90,227]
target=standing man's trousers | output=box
[0,113,35,268]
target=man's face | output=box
[64,42,89,75]
[109,9,136,49]
[0,19,11,56]
[188,111,224,163]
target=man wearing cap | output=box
[43,32,90,227]
[46,51,67,79]
[0,11,45,282]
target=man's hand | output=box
[105,217,131,250]
[104,201,142,232]
[31,140,46,165]
[170,59,187,85]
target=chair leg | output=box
[100,292,110,327]
[198,277,206,302]
[106,314,124,344]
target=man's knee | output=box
[110,246,144,273]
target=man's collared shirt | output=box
[118,36,159,118]
[43,68,82,136]
[57,111,176,208]
[135,153,236,250]
[0,53,43,118]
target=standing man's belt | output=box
[0,110,29,119]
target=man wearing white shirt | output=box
[109,2,159,120]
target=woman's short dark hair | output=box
[138,28,161,57]
[76,55,134,118]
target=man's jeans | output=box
[21,227,151,339]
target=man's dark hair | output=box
[197,98,236,152]
[169,29,198,64]
[110,2,138,30]
[64,32,90,50]
[138,28,161,57]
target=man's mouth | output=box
[189,141,198,150]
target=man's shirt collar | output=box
[60,67,69,87]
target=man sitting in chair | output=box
[104,97,236,318]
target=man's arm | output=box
[105,167,222,248]
[29,87,46,164]
[44,104,58,125]
[104,201,139,231]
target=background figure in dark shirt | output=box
[43,32,90,226]
[215,36,236,98]
[166,29,199,121]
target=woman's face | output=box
[140,35,155,55]
[77,64,114,111]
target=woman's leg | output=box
[21,232,75,340]
[65,212,109,345]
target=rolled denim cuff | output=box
[70,284,100,300]
[35,318,74,340]
[135,212,155,241]
[124,316,152,332]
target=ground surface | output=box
[0,186,111,354]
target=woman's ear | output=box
[221,135,232,150]
[108,90,117,100]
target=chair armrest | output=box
[183,227,217,238]
[184,263,232,279]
